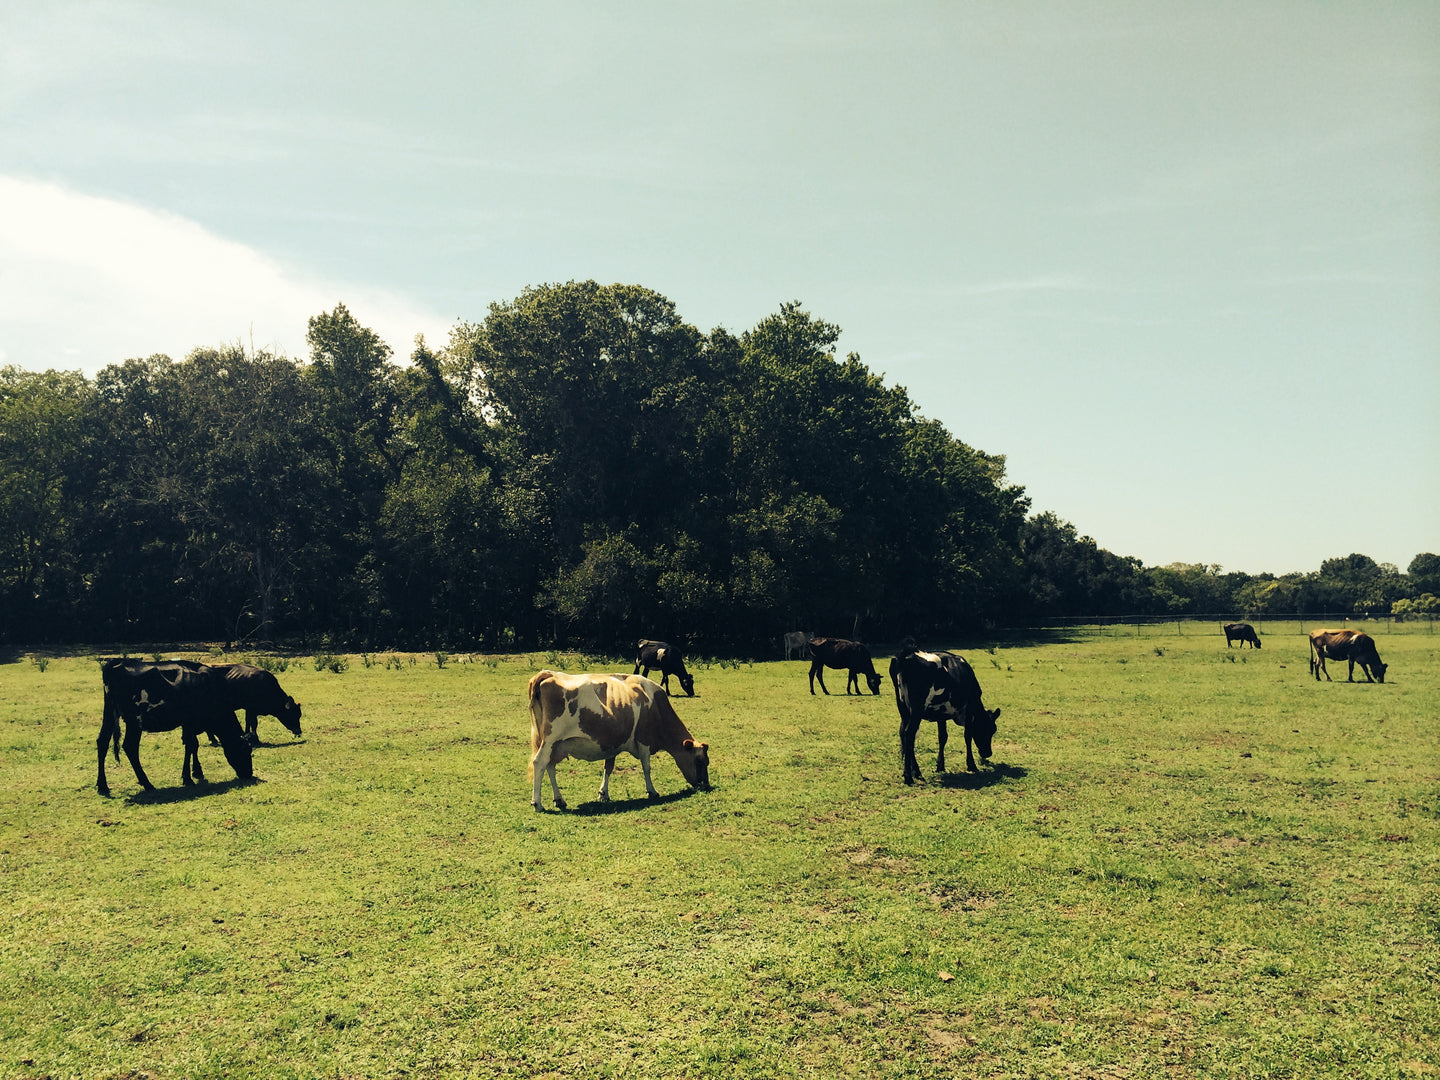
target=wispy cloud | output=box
[0,175,452,371]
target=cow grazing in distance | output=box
[1309,629,1387,683]
[97,659,254,796]
[783,631,814,661]
[889,640,1001,784]
[633,639,695,697]
[807,637,883,695]
[527,670,711,811]
[1223,622,1262,649]
[210,663,303,742]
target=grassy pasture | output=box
[1,628,1436,1079]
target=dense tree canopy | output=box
[1,284,1434,649]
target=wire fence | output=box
[1007,613,1437,638]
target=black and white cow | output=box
[889,640,1000,784]
[633,639,695,697]
[97,659,254,795]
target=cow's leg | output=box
[96,715,115,796]
[638,746,660,798]
[599,756,616,801]
[935,719,948,773]
[245,710,260,743]
[181,729,204,785]
[900,714,923,784]
[545,762,567,809]
[810,663,829,695]
[846,670,858,695]
[965,731,978,773]
[120,719,155,791]
[531,742,562,810]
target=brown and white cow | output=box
[1308,629,1387,683]
[527,670,711,811]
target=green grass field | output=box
[2,625,1436,1079]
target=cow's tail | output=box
[526,670,553,781]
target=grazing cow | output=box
[97,659,253,796]
[633,639,695,697]
[210,663,303,742]
[889,640,1001,784]
[783,631,814,661]
[808,637,883,695]
[527,670,711,810]
[1309,629,1387,683]
[1223,622,1262,649]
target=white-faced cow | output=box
[97,659,254,796]
[632,639,695,697]
[889,640,1000,785]
[807,637,883,695]
[527,670,711,811]
[1222,622,1261,649]
[783,631,814,661]
[1309,629,1387,683]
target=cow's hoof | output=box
[98,786,111,798]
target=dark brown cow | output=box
[527,671,711,810]
[1308,628,1387,683]
[1222,622,1261,649]
[807,637,883,695]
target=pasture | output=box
[2,626,1436,1079]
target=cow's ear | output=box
[683,739,695,749]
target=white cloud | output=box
[0,175,453,371]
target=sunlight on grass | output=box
[1,628,1436,1077]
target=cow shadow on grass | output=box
[931,762,1028,790]
[565,788,706,816]
[124,776,264,805]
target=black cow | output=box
[211,663,303,742]
[1309,628,1387,683]
[1223,622,1261,649]
[97,659,253,796]
[889,640,1000,784]
[633,640,695,697]
[808,637,883,695]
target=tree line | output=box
[3,281,1436,650]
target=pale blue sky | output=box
[2,2,1436,575]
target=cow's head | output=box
[677,738,710,790]
[969,706,1001,762]
[678,673,695,697]
[865,671,884,695]
[220,734,255,782]
[1370,660,1387,683]
[278,696,303,735]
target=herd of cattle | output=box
[94,623,1389,806]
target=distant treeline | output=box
[3,282,1437,650]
